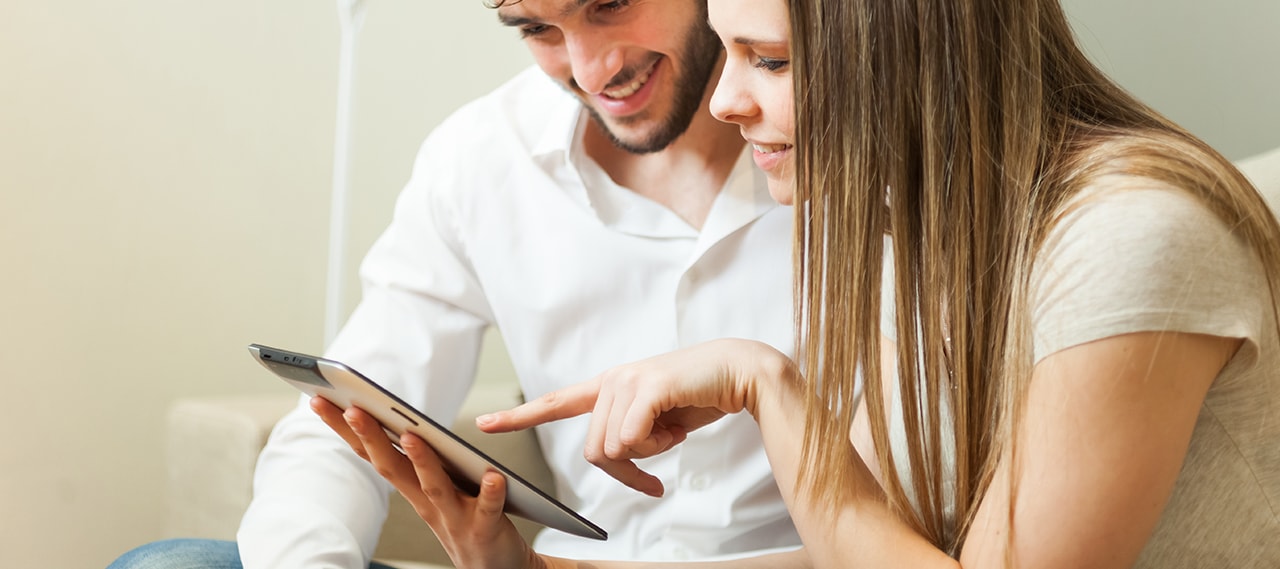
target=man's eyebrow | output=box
[498,0,593,27]
[497,12,536,27]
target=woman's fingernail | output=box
[475,413,495,427]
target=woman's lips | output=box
[750,142,793,172]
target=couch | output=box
[167,146,1280,569]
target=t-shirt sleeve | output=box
[1029,176,1269,364]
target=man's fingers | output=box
[311,397,371,461]
[476,379,601,432]
[475,471,507,519]
[322,401,520,548]
[400,432,462,511]
[342,407,426,498]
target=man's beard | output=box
[579,20,722,155]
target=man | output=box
[109,0,799,566]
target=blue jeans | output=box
[106,539,401,569]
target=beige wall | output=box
[0,0,528,566]
[1065,0,1280,160]
[0,0,1275,567]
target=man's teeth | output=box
[603,65,655,99]
[753,143,790,153]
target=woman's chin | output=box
[767,179,795,206]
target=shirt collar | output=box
[691,148,782,257]
[526,82,779,241]
[529,79,583,169]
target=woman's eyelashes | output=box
[754,56,790,72]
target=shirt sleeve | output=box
[238,108,497,569]
[1029,176,1268,365]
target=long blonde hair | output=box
[789,0,1280,555]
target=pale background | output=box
[0,0,1276,567]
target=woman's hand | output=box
[311,397,546,569]
[477,338,797,497]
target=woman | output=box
[322,0,1280,566]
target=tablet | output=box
[247,343,607,541]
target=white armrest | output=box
[1238,145,1280,211]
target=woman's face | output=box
[708,0,795,204]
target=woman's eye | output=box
[754,57,790,72]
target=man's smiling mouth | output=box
[602,59,658,99]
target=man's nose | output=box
[566,32,625,95]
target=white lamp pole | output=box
[326,0,368,347]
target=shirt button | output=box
[687,474,710,491]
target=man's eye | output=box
[754,58,790,72]
[598,0,632,13]
[519,24,549,38]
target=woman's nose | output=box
[710,62,755,125]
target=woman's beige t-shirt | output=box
[1033,176,1278,565]
[888,174,1279,565]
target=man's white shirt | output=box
[239,66,800,567]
